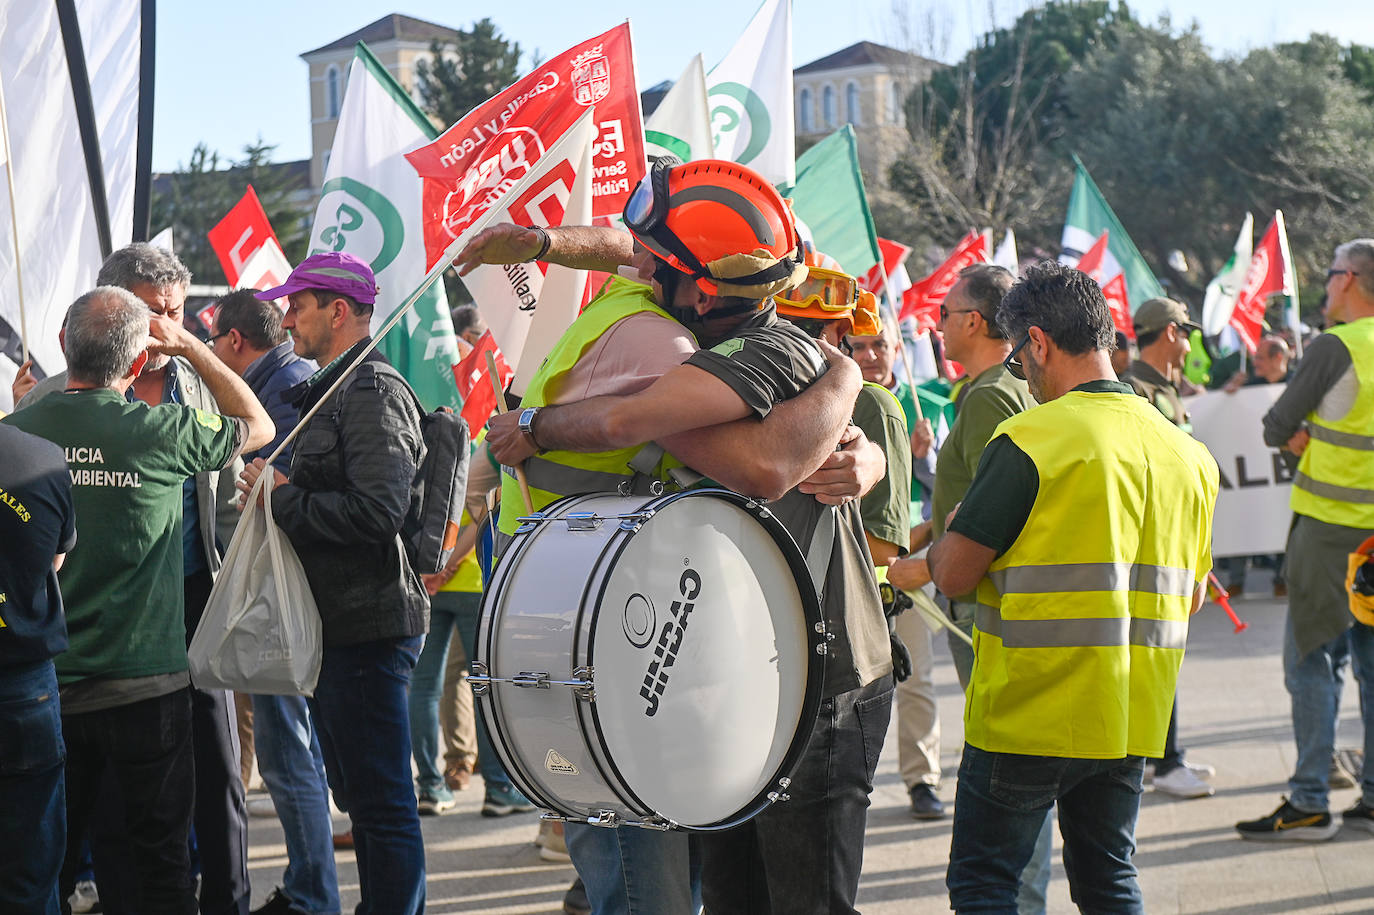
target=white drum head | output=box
[588,494,810,826]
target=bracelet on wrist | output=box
[524,226,552,263]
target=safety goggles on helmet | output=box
[774,266,858,313]
[623,156,677,236]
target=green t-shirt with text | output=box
[3,388,238,684]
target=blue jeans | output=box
[451,593,521,793]
[949,744,1145,914]
[701,675,894,914]
[0,660,65,914]
[310,637,425,915]
[565,825,701,915]
[1283,618,1374,812]
[409,594,462,794]
[254,693,340,914]
[946,605,1052,915]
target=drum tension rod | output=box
[468,662,596,700]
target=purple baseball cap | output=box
[257,252,378,305]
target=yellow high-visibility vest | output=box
[497,279,693,536]
[966,389,1218,759]
[1291,318,1374,529]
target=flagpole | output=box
[880,270,922,422]
[0,68,30,365]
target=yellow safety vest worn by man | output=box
[963,388,1218,758]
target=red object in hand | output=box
[1207,571,1249,633]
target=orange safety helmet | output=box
[1348,534,1374,627]
[624,158,808,299]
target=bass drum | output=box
[473,488,823,831]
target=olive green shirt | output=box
[852,382,911,556]
[1122,359,1191,432]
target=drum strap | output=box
[805,506,837,602]
[627,443,706,491]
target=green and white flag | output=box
[708,0,795,185]
[307,42,461,410]
[644,55,714,162]
[1201,212,1253,337]
[778,125,879,276]
[1060,155,1165,311]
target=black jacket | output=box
[272,339,429,646]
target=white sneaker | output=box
[1153,764,1215,798]
[1185,760,1216,780]
[247,795,278,818]
[68,879,100,914]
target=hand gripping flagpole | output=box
[0,67,30,365]
[485,349,534,514]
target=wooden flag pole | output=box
[486,350,533,514]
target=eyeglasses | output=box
[1327,269,1359,281]
[940,305,980,321]
[206,331,230,344]
[1004,332,1031,380]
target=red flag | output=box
[1230,215,1286,353]
[1075,230,1110,283]
[207,186,279,285]
[406,24,645,271]
[1101,274,1134,340]
[453,331,515,434]
[899,232,989,325]
[860,238,913,294]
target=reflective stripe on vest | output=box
[974,603,1188,650]
[1291,319,1374,528]
[521,456,636,495]
[989,562,1196,597]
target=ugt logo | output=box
[639,568,701,717]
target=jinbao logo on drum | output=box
[622,593,656,649]
[638,567,701,717]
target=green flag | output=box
[307,43,461,411]
[777,125,880,276]
[1060,155,1165,312]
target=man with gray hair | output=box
[3,286,271,911]
[21,243,255,913]
[1238,238,1374,841]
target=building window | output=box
[846,82,860,126]
[326,65,341,119]
[798,88,812,132]
[888,81,903,125]
[822,85,835,128]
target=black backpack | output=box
[345,362,471,575]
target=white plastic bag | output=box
[189,473,322,695]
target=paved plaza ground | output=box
[245,582,1373,913]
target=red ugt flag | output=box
[406,23,645,272]
[207,186,279,285]
[1075,230,1111,283]
[900,231,989,328]
[1101,274,1134,340]
[453,331,515,435]
[1229,215,1286,353]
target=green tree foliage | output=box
[889,1,1139,254]
[414,18,522,128]
[150,140,309,287]
[1057,31,1374,304]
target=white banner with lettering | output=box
[1186,384,1293,557]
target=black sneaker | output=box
[250,889,308,915]
[1236,798,1338,842]
[563,877,591,915]
[1342,799,1374,835]
[909,784,946,820]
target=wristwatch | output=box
[518,407,543,451]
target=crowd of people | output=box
[1,154,1372,915]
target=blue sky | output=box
[153,0,1374,172]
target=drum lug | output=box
[469,661,491,696]
[564,512,603,531]
[571,666,596,701]
[618,510,655,531]
[813,621,835,656]
[638,815,675,831]
[586,809,620,828]
[514,511,550,534]
[767,776,793,805]
[539,812,568,823]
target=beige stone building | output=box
[793,41,940,201]
[300,13,457,189]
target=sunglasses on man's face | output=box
[1004,332,1031,380]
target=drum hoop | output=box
[579,487,827,831]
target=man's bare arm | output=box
[452,223,634,276]
[928,529,997,598]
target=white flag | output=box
[707,0,795,185]
[461,112,597,394]
[1201,213,1253,337]
[77,0,143,253]
[307,44,462,410]
[645,55,715,162]
[993,229,1018,273]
